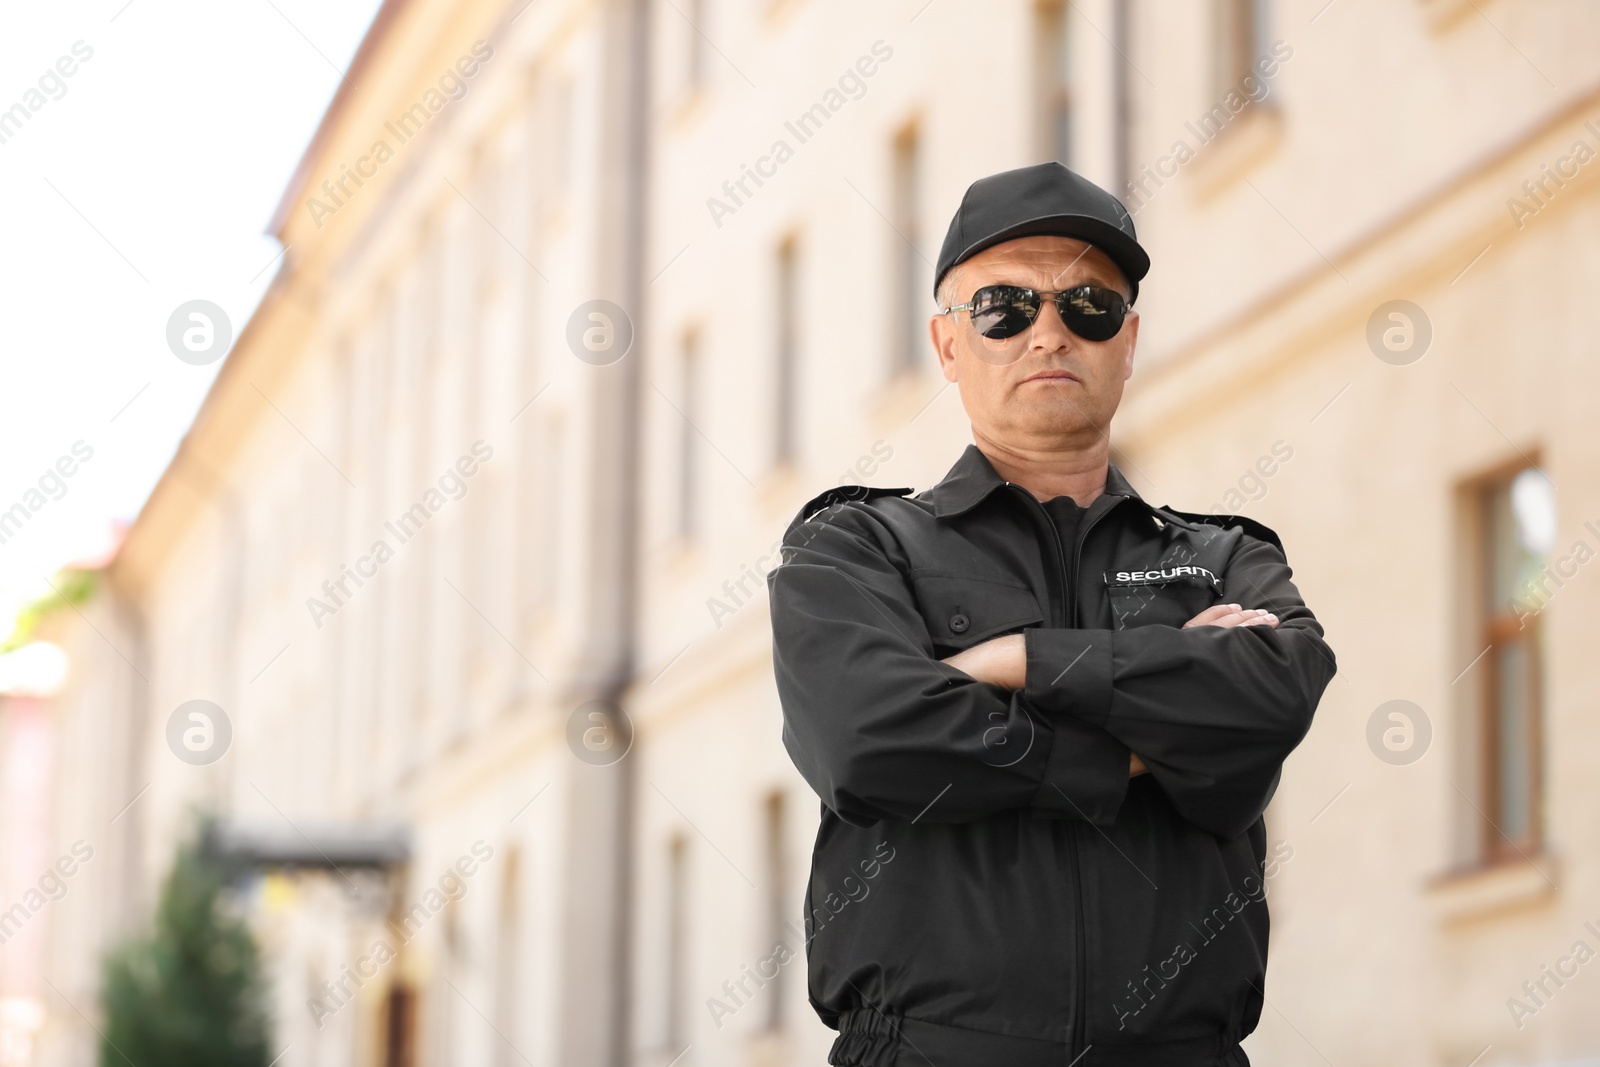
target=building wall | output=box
[28,1,1600,1066]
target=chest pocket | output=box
[911,573,1044,655]
[1104,567,1224,630]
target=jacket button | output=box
[949,613,970,633]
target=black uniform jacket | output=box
[767,444,1336,1067]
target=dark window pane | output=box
[775,238,799,463]
[891,127,922,376]
[1495,641,1531,841]
[1035,0,1072,165]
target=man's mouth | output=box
[1021,369,1081,384]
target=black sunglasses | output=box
[943,284,1131,344]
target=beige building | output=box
[18,0,1600,1065]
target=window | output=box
[678,330,701,539]
[1211,0,1268,101]
[494,849,522,1067]
[774,237,799,465]
[685,0,709,94]
[762,791,789,1031]
[1035,0,1074,165]
[890,123,924,377]
[1112,0,1131,196]
[412,221,444,739]
[534,78,575,214]
[533,414,564,608]
[382,984,417,1067]
[435,906,461,1066]
[1471,464,1553,861]
[664,835,690,1051]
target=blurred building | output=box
[20,0,1600,1065]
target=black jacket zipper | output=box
[1005,483,1123,1059]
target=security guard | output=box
[767,162,1336,1066]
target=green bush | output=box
[99,827,272,1067]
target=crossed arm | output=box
[770,506,1335,835]
[941,604,1282,779]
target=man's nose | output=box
[1027,295,1075,353]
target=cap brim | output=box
[941,213,1150,302]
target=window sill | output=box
[1419,0,1494,32]
[669,84,710,130]
[1426,852,1559,927]
[762,0,806,29]
[1185,101,1285,205]
[541,200,570,240]
[659,533,701,578]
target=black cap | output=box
[934,162,1150,305]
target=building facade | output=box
[22,1,1600,1065]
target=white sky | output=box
[0,0,385,634]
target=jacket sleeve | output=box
[1022,533,1336,839]
[769,501,1132,827]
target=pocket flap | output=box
[911,574,1044,649]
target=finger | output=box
[1183,603,1243,628]
[1229,610,1280,628]
[1205,608,1280,629]
[1187,604,1254,628]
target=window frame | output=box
[889,120,924,380]
[773,235,800,466]
[1033,0,1074,166]
[1466,457,1548,866]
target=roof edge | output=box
[265,0,413,238]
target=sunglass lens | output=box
[1059,287,1127,342]
[969,286,1038,340]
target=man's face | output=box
[929,236,1139,453]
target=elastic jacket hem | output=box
[829,1008,1249,1067]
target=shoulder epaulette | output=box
[795,484,915,526]
[1155,506,1284,554]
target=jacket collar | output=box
[921,443,1152,520]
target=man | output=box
[767,161,1335,1066]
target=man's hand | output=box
[1183,603,1279,629]
[942,635,1149,778]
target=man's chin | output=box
[1002,413,1106,445]
[1008,388,1105,419]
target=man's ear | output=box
[930,312,960,383]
